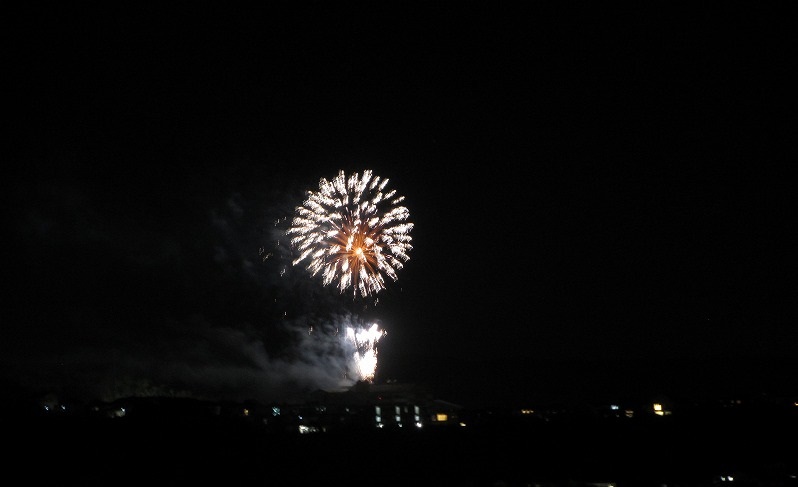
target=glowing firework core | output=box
[287,169,413,298]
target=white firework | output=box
[287,169,413,299]
[346,323,386,382]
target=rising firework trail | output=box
[346,323,386,382]
[287,169,413,300]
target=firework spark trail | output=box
[346,323,386,382]
[301,317,386,383]
[287,169,413,299]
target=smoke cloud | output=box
[4,167,388,405]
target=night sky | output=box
[5,4,795,408]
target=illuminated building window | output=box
[652,403,671,416]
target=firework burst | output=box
[287,169,413,299]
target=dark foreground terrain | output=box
[6,399,798,487]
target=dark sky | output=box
[5,4,796,407]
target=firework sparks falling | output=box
[287,169,413,299]
[347,323,386,382]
